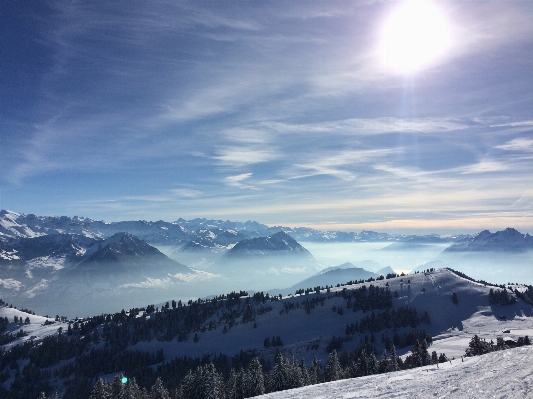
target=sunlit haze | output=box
[379,1,451,73]
[1,1,532,234]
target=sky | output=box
[1,0,532,234]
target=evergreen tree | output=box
[431,351,438,365]
[388,345,399,372]
[356,349,369,376]
[465,334,493,357]
[111,374,125,399]
[124,378,143,399]
[308,357,321,385]
[378,349,388,374]
[246,358,265,396]
[299,359,310,387]
[420,339,431,366]
[201,363,225,399]
[225,369,242,399]
[268,352,299,392]
[150,377,171,399]
[90,378,110,399]
[324,350,342,382]
[368,352,378,375]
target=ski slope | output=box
[257,345,533,398]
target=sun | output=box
[379,1,451,74]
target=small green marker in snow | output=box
[121,377,128,384]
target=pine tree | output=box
[268,352,292,392]
[324,349,342,382]
[388,345,399,372]
[420,339,431,366]
[201,363,225,399]
[124,378,144,399]
[90,378,110,399]
[378,349,388,374]
[246,357,265,396]
[299,359,310,386]
[357,349,369,376]
[368,352,378,375]
[225,369,240,399]
[309,356,321,385]
[111,374,125,399]
[150,377,170,399]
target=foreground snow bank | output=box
[257,345,533,398]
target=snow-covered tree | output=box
[150,377,171,399]
[299,359,310,387]
[246,357,265,396]
[324,350,342,382]
[90,378,111,399]
[308,356,321,385]
[378,349,388,374]
[388,345,400,372]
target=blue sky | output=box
[1,1,532,234]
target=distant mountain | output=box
[0,209,472,250]
[0,210,102,241]
[289,265,378,291]
[0,233,97,264]
[444,228,533,253]
[0,231,199,316]
[224,231,313,258]
[77,232,191,274]
[268,262,403,296]
[380,235,467,251]
[281,228,392,243]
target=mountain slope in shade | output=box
[444,228,533,253]
[0,233,97,264]
[225,231,313,258]
[288,266,378,291]
[76,232,192,273]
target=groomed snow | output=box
[256,345,533,399]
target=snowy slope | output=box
[256,345,533,398]
[0,306,58,351]
[130,269,533,365]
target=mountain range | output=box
[1,209,532,317]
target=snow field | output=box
[255,345,533,399]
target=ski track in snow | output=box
[257,346,533,399]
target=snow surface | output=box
[0,306,58,351]
[256,345,533,398]
[128,269,533,366]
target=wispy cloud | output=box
[169,189,204,198]
[495,138,533,152]
[214,146,280,167]
[290,148,399,181]
[264,117,470,136]
[225,173,254,189]
[459,161,508,174]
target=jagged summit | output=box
[444,227,533,252]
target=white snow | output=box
[0,306,59,351]
[256,345,533,398]
[26,255,67,271]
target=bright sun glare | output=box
[379,1,451,74]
